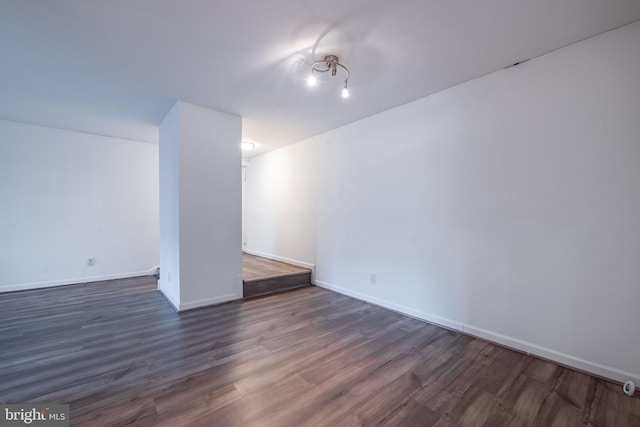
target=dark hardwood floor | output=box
[1,277,638,426]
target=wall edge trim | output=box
[314,279,640,385]
[0,268,158,293]
[178,294,241,312]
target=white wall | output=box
[246,21,640,383]
[159,101,242,311]
[0,119,159,291]
[158,104,181,306]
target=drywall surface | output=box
[159,101,242,311]
[245,22,640,382]
[158,103,181,307]
[0,119,159,291]
[245,140,318,264]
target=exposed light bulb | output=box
[341,86,350,98]
[307,74,317,87]
[241,141,255,151]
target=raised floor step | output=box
[243,271,311,298]
[242,253,312,298]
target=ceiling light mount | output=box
[308,54,350,98]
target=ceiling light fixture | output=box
[308,54,350,98]
[241,141,255,151]
[307,74,317,87]
[341,82,350,98]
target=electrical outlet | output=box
[370,273,376,284]
[87,258,96,267]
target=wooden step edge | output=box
[242,270,311,284]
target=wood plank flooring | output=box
[242,253,312,298]
[242,253,310,281]
[1,277,638,426]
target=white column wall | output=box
[159,101,242,311]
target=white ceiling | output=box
[2,1,640,157]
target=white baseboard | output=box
[315,280,463,331]
[178,294,241,312]
[243,249,315,273]
[314,279,640,385]
[0,269,158,293]
[158,286,241,313]
[157,287,180,312]
[462,324,640,384]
